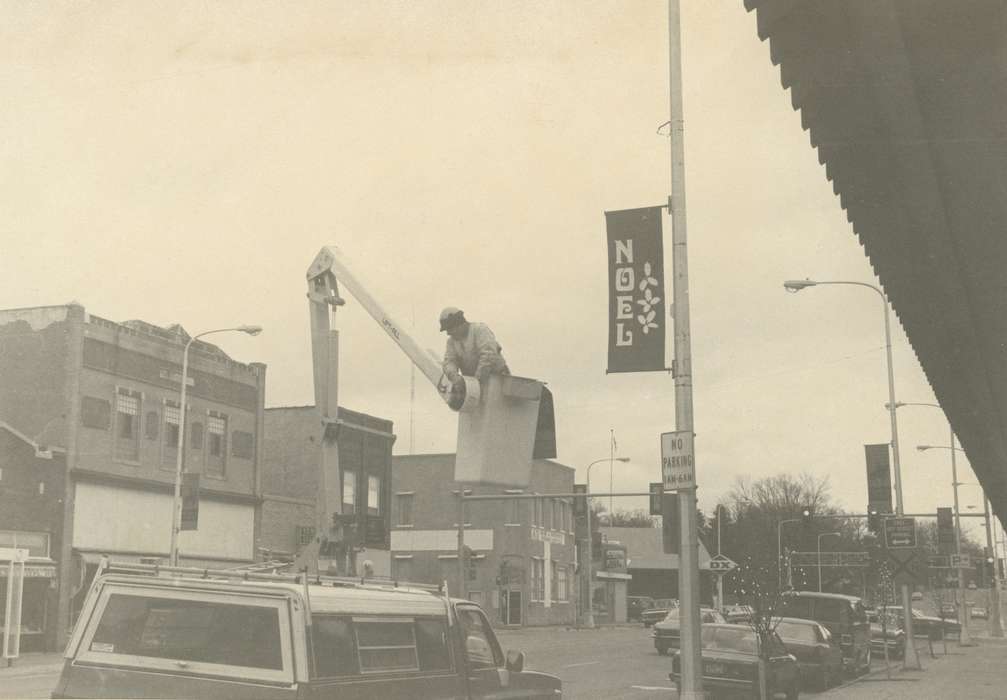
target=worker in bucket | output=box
[440,307,510,385]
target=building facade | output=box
[0,304,266,646]
[260,406,395,575]
[599,526,714,605]
[390,454,577,627]
[0,422,66,651]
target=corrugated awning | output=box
[745,0,1007,525]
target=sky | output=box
[1,1,993,544]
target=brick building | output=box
[0,422,66,651]
[261,406,395,575]
[390,454,577,627]
[0,304,266,646]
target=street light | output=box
[784,278,920,669]
[817,532,840,593]
[583,456,629,628]
[169,325,262,567]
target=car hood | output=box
[654,620,681,631]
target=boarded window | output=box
[81,397,111,429]
[396,494,414,527]
[164,404,180,448]
[231,430,254,459]
[190,422,203,450]
[206,413,227,476]
[144,411,159,440]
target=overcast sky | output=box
[2,1,988,541]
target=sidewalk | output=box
[834,637,1007,699]
[0,652,63,678]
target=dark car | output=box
[867,608,905,660]
[628,596,655,622]
[887,606,961,640]
[654,607,725,655]
[670,624,800,700]
[641,598,678,627]
[774,617,844,690]
[777,591,871,675]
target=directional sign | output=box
[883,517,917,549]
[661,430,695,490]
[708,554,737,574]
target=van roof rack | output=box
[94,559,445,595]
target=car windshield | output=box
[701,627,758,654]
[775,621,817,643]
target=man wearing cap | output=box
[440,307,510,384]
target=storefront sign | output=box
[0,564,54,578]
[606,206,666,373]
[530,527,565,545]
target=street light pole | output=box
[918,443,977,644]
[169,325,262,567]
[777,519,800,589]
[584,457,628,628]
[784,278,919,669]
[983,496,1004,637]
[817,532,840,593]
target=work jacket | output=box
[443,322,510,379]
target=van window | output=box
[778,596,812,620]
[312,615,452,678]
[89,594,282,670]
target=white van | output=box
[52,561,561,699]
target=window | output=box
[457,608,501,669]
[396,494,414,527]
[531,558,544,602]
[164,403,180,447]
[114,388,141,461]
[342,471,356,514]
[367,475,381,516]
[534,498,542,527]
[81,396,111,429]
[557,565,569,601]
[0,531,50,558]
[206,412,227,476]
[190,421,203,450]
[551,561,558,600]
[544,500,553,530]
[295,526,315,546]
[144,411,159,440]
[355,619,418,673]
[414,618,451,671]
[88,593,283,671]
[231,430,254,459]
[312,616,357,677]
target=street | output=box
[4,622,1006,699]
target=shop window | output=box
[114,388,141,461]
[342,471,356,514]
[206,412,227,476]
[232,430,254,459]
[190,421,203,450]
[81,396,111,430]
[396,494,414,527]
[367,475,381,516]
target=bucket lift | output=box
[294,246,555,575]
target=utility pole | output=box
[668,2,702,697]
[983,496,1003,636]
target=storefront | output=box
[0,540,59,652]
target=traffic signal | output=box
[591,530,603,560]
[573,484,587,518]
[985,548,996,587]
[868,508,881,535]
[801,506,813,525]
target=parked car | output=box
[53,560,561,700]
[911,591,923,601]
[776,591,871,675]
[653,607,724,655]
[774,617,844,690]
[939,603,958,619]
[641,598,679,627]
[628,596,655,622]
[669,624,800,700]
[971,606,989,620]
[889,606,961,640]
[867,608,906,660]
[723,604,754,624]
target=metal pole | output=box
[668,2,701,696]
[456,491,466,599]
[777,519,798,589]
[717,505,723,610]
[584,461,601,629]
[950,439,974,645]
[169,336,193,568]
[983,495,1003,636]
[817,533,838,593]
